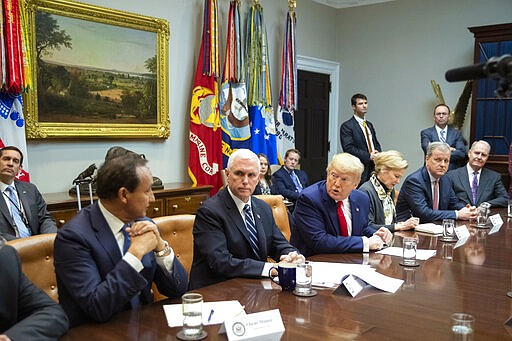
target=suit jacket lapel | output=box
[476,169,489,204]
[0,192,14,229]
[320,184,339,236]
[460,168,473,204]
[90,203,123,266]
[15,182,33,231]
[421,167,434,206]
[348,192,362,235]
[251,201,267,258]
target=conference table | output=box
[61,209,512,340]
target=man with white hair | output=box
[189,149,303,289]
[291,152,392,257]
[447,140,508,207]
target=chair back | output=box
[7,234,58,302]
[220,169,228,188]
[254,195,291,241]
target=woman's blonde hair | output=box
[373,150,408,174]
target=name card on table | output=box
[489,214,504,235]
[342,274,366,297]
[221,309,284,341]
[454,225,470,240]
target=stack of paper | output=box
[415,223,443,234]
[376,247,437,260]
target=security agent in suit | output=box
[0,146,57,241]
[447,140,508,208]
[291,153,392,257]
[340,93,382,186]
[189,149,303,290]
[272,148,308,205]
[396,142,477,223]
[420,104,466,171]
[54,155,188,327]
[0,244,68,340]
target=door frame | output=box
[297,55,340,164]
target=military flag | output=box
[275,6,297,164]
[188,0,223,195]
[245,2,277,164]
[220,0,250,167]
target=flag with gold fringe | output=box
[275,5,297,164]
[188,0,223,195]
[220,0,250,167]
[245,2,277,164]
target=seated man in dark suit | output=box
[0,146,57,240]
[54,155,188,327]
[420,104,466,171]
[189,149,303,290]
[272,148,308,206]
[447,140,508,207]
[291,152,391,257]
[0,244,69,340]
[396,142,477,223]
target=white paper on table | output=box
[309,261,373,287]
[351,268,404,293]
[415,223,443,234]
[376,246,437,260]
[163,300,245,327]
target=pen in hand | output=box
[207,309,214,323]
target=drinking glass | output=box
[400,237,419,267]
[507,199,512,218]
[442,219,456,242]
[294,262,316,296]
[451,313,474,340]
[476,205,489,228]
[177,293,206,340]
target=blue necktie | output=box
[5,186,31,238]
[471,171,478,204]
[290,171,303,193]
[243,204,260,257]
[121,223,140,308]
[440,130,446,143]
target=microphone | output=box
[445,54,512,82]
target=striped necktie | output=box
[290,170,303,192]
[5,186,31,238]
[440,130,446,143]
[363,120,374,153]
[243,204,260,257]
[471,171,478,204]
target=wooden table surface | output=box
[61,209,512,340]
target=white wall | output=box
[27,0,338,193]
[26,0,511,193]
[335,0,512,185]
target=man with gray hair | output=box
[396,142,476,223]
[189,149,303,289]
[291,152,392,257]
[447,140,508,207]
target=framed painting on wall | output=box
[22,0,170,138]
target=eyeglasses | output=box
[435,112,449,116]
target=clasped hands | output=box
[369,227,392,250]
[125,220,167,259]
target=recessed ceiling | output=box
[310,0,395,9]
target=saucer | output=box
[293,289,318,297]
[176,330,207,340]
[440,236,457,243]
[399,260,420,267]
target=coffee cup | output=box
[269,262,296,291]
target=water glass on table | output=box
[508,199,512,218]
[442,219,456,242]
[294,261,317,297]
[400,237,419,267]
[451,313,474,340]
[177,293,207,340]
[476,203,490,228]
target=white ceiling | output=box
[310,0,395,9]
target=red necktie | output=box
[433,179,439,210]
[337,201,349,237]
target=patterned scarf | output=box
[370,174,395,225]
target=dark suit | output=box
[272,166,308,202]
[340,116,382,185]
[447,166,508,207]
[54,202,188,327]
[0,180,57,240]
[0,245,68,340]
[420,126,466,170]
[396,167,464,223]
[291,181,375,257]
[358,180,397,232]
[189,188,297,289]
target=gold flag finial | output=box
[289,0,296,12]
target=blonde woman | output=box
[359,150,419,232]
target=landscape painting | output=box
[23,0,170,138]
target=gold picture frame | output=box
[22,0,170,138]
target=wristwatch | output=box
[154,241,171,257]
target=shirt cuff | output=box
[262,262,275,277]
[455,210,458,219]
[362,236,369,253]
[124,252,144,272]
[155,247,175,273]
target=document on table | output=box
[163,300,245,327]
[376,247,437,260]
[350,268,404,293]
[310,261,374,288]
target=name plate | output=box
[342,274,366,297]
[488,214,504,234]
[222,309,284,341]
[454,224,470,240]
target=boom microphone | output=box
[445,54,512,82]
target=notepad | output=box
[415,223,443,234]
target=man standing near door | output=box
[340,93,382,187]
